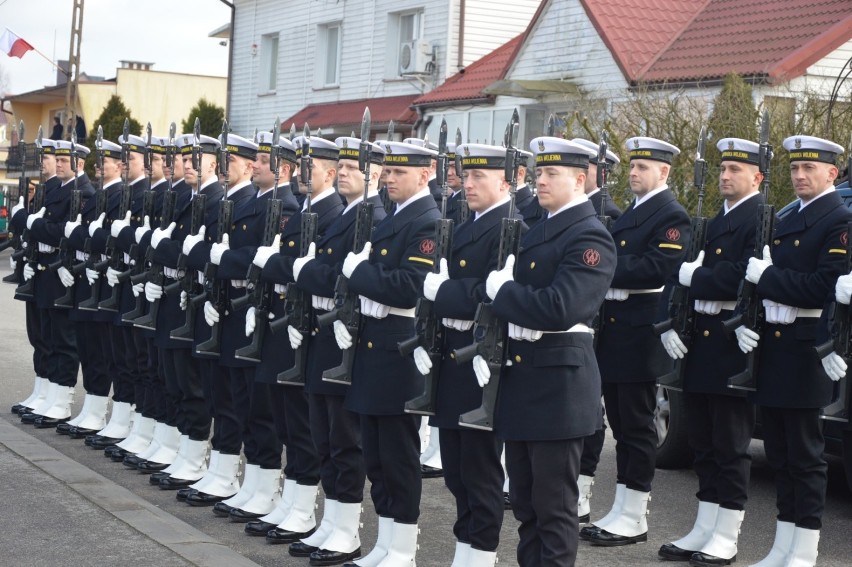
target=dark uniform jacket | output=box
[589,189,622,220]
[23,176,73,309]
[345,193,441,415]
[596,188,691,383]
[683,194,763,395]
[492,200,617,440]
[754,190,852,408]
[515,184,545,227]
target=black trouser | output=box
[77,320,112,396]
[760,406,827,530]
[26,301,50,377]
[227,366,258,464]
[199,358,238,452]
[361,413,421,524]
[244,379,283,470]
[684,392,755,510]
[309,393,364,503]
[282,386,321,485]
[141,338,168,422]
[130,329,149,410]
[163,349,209,440]
[506,438,583,567]
[40,307,79,386]
[108,324,135,403]
[269,385,296,479]
[601,381,657,492]
[440,428,504,552]
[579,403,607,477]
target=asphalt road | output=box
[1,247,851,566]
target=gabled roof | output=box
[282,95,418,132]
[412,34,525,107]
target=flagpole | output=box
[4,27,69,76]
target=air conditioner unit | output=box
[399,40,432,75]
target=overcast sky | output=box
[0,0,231,94]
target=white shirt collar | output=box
[586,188,601,198]
[723,191,760,215]
[547,194,589,218]
[301,186,337,211]
[633,184,668,208]
[103,178,122,190]
[197,176,218,193]
[258,182,289,198]
[226,179,253,198]
[150,178,168,190]
[394,187,431,215]
[799,185,835,211]
[474,196,511,221]
[343,190,380,215]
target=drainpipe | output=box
[457,0,465,69]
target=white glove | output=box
[210,233,229,265]
[182,226,206,255]
[359,296,390,319]
[88,212,105,237]
[605,288,629,301]
[342,242,371,279]
[23,263,34,281]
[473,355,491,387]
[245,306,256,337]
[253,234,280,269]
[333,319,353,349]
[413,346,432,375]
[836,273,852,305]
[423,258,449,301]
[694,300,723,315]
[135,215,152,244]
[64,214,82,239]
[822,352,847,382]
[678,251,705,287]
[745,245,772,284]
[57,266,75,288]
[203,300,219,326]
[442,318,474,331]
[144,281,163,303]
[288,325,304,350]
[762,299,797,324]
[508,323,543,342]
[486,254,515,300]
[26,207,45,229]
[151,221,175,250]
[131,282,144,297]
[85,268,99,285]
[11,196,25,218]
[661,329,688,360]
[735,325,760,353]
[106,267,120,287]
[293,242,316,282]
[111,211,131,238]
[180,290,188,311]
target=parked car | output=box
[655,181,852,491]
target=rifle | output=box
[589,130,617,345]
[399,118,453,415]
[652,126,709,391]
[722,110,775,391]
[234,118,285,362]
[454,128,470,224]
[134,123,180,331]
[0,121,27,261]
[51,132,83,309]
[275,124,318,385]
[14,125,46,300]
[195,120,232,358]
[452,109,523,431]
[78,126,109,311]
[170,118,208,340]
[98,118,132,312]
[380,120,396,214]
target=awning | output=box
[282,95,418,137]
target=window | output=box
[259,33,279,94]
[317,23,342,88]
[423,109,526,149]
[387,9,423,78]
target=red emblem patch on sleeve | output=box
[279,216,289,232]
[666,228,681,242]
[419,239,436,255]
[583,248,601,267]
[842,231,848,246]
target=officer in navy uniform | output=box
[584,137,691,547]
[513,150,545,226]
[657,138,764,565]
[283,135,386,564]
[335,140,441,566]
[14,138,81,428]
[567,137,622,523]
[415,142,525,566]
[442,143,467,225]
[470,137,616,566]
[236,136,343,536]
[736,135,851,566]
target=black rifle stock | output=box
[98,120,132,312]
[195,198,233,358]
[51,189,82,309]
[132,187,177,330]
[14,126,45,299]
[590,130,615,346]
[169,193,208,340]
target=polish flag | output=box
[0,29,34,59]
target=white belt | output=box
[552,323,592,334]
[312,295,334,311]
[443,318,473,331]
[231,280,247,288]
[630,287,664,295]
[274,284,287,295]
[101,254,108,262]
[123,253,131,264]
[694,300,738,315]
[38,243,56,253]
[797,309,823,319]
[197,271,205,285]
[387,306,416,318]
[163,267,179,279]
[75,251,87,261]
[719,301,737,311]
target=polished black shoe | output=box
[123,454,146,467]
[176,487,195,501]
[420,464,443,479]
[89,436,124,450]
[213,502,234,517]
[288,541,318,557]
[579,513,590,524]
[658,542,697,561]
[68,427,99,439]
[187,491,230,507]
[20,412,41,424]
[503,492,512,510]
[588,529,648,547]
[56,422,75,435]
[266,526,316,545]
[245,520,277,536]
[149,471,172,485]
[689,551,736,566]
[309,547,361,566]
[229,508,264,523]
[34,416,69,429]
[136,460,170,473]
[580,524,604,541]
[159,476,195,490]
[11,403,32,415]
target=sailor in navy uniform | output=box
[283,136,386,564]
[442,143,468,226]
[737,135,851,566]
[513,150,545,226]
[471,137,615,566]
[584,137,690,547]
[335,140,440,566]
[13,138,81,428]
[244,136,344,539]
[573,137,622,221]
[657,138,763,564]
[416,143,523,566]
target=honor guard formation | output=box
[4,107,852,567]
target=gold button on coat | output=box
[459,259,466,267]
[774,330,781,338]
[794,240,800,247]
[620,240,626,247]
[703,330,710,337]
[514,355,522,363]
[530,261,536,269]
[381,249,388,256]
[715,248,722,255]
[367,341,373,349]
